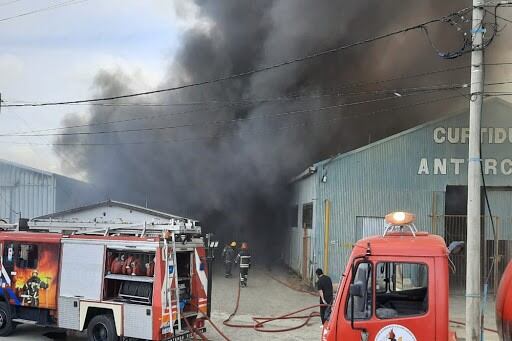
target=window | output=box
[17,244,38,269]
[289,205,298,228]
[302,203,313,229]
[346,262,372,320]
[376,262,428,319]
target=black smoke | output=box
[54,0,508,261]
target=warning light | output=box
[385,211,416,225]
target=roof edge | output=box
[303,97,512,169]
[33,199,188,221]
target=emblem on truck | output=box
[375,324,416,341]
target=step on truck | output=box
[0,217,209,341]
[322,211,512,341]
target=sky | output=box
[0,0,199,176]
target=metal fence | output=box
[433,214,512,295]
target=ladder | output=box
[163,232,182,334]
[27,218,201,237]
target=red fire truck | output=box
[0,218,209,341]
[321,211,512,341]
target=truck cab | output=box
[322,212,456,341]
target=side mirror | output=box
[349,282,364,297]
[448,241,465,255]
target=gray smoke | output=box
[54,0,509,259]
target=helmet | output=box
[241,242,248,250]
[31,270,39,277]
[230,241,237,247]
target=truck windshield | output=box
[375,262,428,319]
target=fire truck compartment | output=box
[122,303,153,339]
[103,248,156,305]
[59,242,105,300]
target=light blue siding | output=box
[288,98,512,284]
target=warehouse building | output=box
[0,159,95,223]
[286,98,512,293]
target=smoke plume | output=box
[54,0,510,260]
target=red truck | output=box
[0,218,208,341]
[322,211,512,340]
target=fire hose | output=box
[186,272,326,340]
[221,272,326,333]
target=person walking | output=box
[235,242,251,287]
[316,268,333,324]
[222,241,236,277]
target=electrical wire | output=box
[0,0,88,23]
[0,94,464,147]
[1,7,472,107]
[0,90,465,138]
[0,82,471,136]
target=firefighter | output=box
[315,268,333,324]
[222,241,237,278]
[22,270,49,307]
[235,242,251,287]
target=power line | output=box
[0,94,464,147]
[0,89,469,138]
[2,7,471,107]
[0,0,88,23]
[6,61,512,112]
[3,64,473,108]
[2,82,471,136]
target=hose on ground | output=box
[222,273,326,333]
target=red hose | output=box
[222,274,326,333]
[183,316,207,341]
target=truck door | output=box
[2,241,60,309]
[340,257,434,340]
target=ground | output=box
[4,266,503,340]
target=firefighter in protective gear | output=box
[21,270,49,307]
[222,242,237,278]
[235,242,251,287]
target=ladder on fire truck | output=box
[25,217,202,335]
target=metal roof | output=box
[0,159,54,177]
[34,199,186,221]
[293,97,512,180]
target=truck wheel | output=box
[0,302,15,336]
[87,315,118,341]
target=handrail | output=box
[382,223,418,237]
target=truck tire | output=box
[0,302,15,336]
[87,315,119,341]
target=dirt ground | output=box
[5,266,503,340]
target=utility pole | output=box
[466,0,485,339]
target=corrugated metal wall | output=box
[288,98,512,284]
[286,173,318,277]
[0,161,56,223]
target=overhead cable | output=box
[2,7,472,107]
